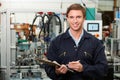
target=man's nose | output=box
[73,17,78,22]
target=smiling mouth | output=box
[73,24,78,27]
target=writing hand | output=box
[67,60,83,72]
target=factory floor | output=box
[0,67,51,80]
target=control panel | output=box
[84,20,102,40]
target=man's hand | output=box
[67,60,83,72]
[55,64,68,75]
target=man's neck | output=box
[69,29,82,40]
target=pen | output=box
[66,60,80,73]
[77,60,80,62]
[66,64,74,73]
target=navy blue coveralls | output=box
[45,29,108,80]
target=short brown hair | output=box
[66,3,86,18]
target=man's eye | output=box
[69,16,74,19]
[77,16,81,19]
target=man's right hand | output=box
[55,64,68,75]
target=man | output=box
[45,3,108,80]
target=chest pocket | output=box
[57,48,78,64]
[77,48,94,64]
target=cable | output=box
[38,13,50,39]
[47,13,62,40]
[30,13,43,42]
[30,12,62,42]
[81,0,95,20]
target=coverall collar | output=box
[63,28,90,40]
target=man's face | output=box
[67,10,85,31]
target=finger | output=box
[69,60,80,64]
[55,65,60,69]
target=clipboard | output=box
[35,58,61,67]
[35,58,74,73]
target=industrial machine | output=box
[84,20,102,40]
[0,9,62,80]
[104,19,120,80]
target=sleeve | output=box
[82,40,108,80]
[44,40,60,80]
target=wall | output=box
[98,0,113,11]
[0,0,98,13]
[117,0,120,7]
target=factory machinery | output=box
[0,10,62,80]
[104,19,120,80]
